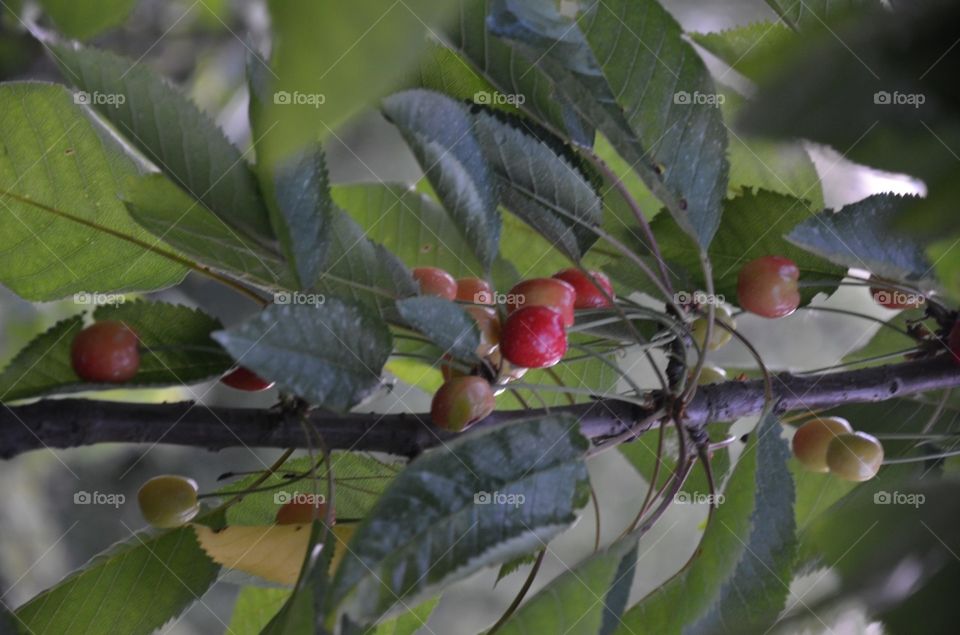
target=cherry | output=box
[71,320,140,383]
[691,305,735,351]
[412,267,457,300]
[826,432,884,481]
[456,278,495,305]
[221,367,275,392]
[506,278,576,327]
[501,306,568,369]
[430,376,496,431]
[736,256,800,318]
[138,475,200,529]
[695,364,727,385]
[948,321,960,364]
[466,306,501,357]
[792,416,854,473]
[552,269,615,309]
[275,498,334,525]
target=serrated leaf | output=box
[212,300,392,411]
[382,89,501,270]
[0,83,188,300]
[396,296,480,362]
[764,0,879,30]
[327,414,591,627]
[15,527,218,635]
[227,587,292,635]
[0,301,231,403]
[471,106,602,260]
[494,538,638,635]
[38,0,136,39]
[617,414,796,634]
[489,0,729,249]
[787,193,932,282]
[50,42,275,241]
[123,174,290,290]
[496,553,539,584]
[690,22,794,82]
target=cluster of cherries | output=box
[791,417,883,481]
[413,266,615,431]
[137,474,333,529]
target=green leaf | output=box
[646,189,846,305]
[494,538,637,635]
[0,301,231,403]
[38,0,136,39]
[495,553,539,584]
[787,193,932,282]
[382,89,501,270]
[396,296,480,362]
[227,587,291,635]
[123,174,290,290]
[489,0,729,249]
[50,42,274,241]
[15,526,218,635]
[840,310,923,369]
[212,300,393,411]
[327,414,591,627]
[0,83,188,300]
[366,598,440,635]
[690,22,794,82]
[764,0,880,31]
[618,414,796,634]
[265,145,334,290]
[471,106,602,260]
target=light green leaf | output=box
[366,598,440,635]
[382,89,501,270]
[15,527,218,635]
[764,0,880,31]
[38,0,136,39]
[227,587,291,635]
[690,22,794,82]
[212,300,393,411]
[396,296,480,362]
[0,83,187,300]
[328,414,591,627]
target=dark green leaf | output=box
[495,553,539,584]
[38,0,136,39]
[382,89,501,270]
[0,83,188,300]
[212,300,393,411]
[764,0,881,31]
[15,527,218,635]
[327,414,590,627]
[690,22,793,81]
[50,42,274,241]
[396,296,480,362]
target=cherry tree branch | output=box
[2,357,959,460]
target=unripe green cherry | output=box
[691,305,735,351]
[430,376,496,432]
[826,432,884,482]
[792,416,854,473]
[138,475,200,529]
[695,364,727,385]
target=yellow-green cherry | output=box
[138,475,200,529]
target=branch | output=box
[2,358,959,459]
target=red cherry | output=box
[430,376,496,431]
[456,278,495,305]
[70,321,140,383]
[501,306,568,369]
[412,267,457,300]
[552,269,615,308]
[275,497,333,525]
[221,367,275,391]
[736,256,800,318]
[505,278,576,327]
[947,322,960,365]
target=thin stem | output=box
[486,550,546,635]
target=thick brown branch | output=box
[2,358,958,459]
